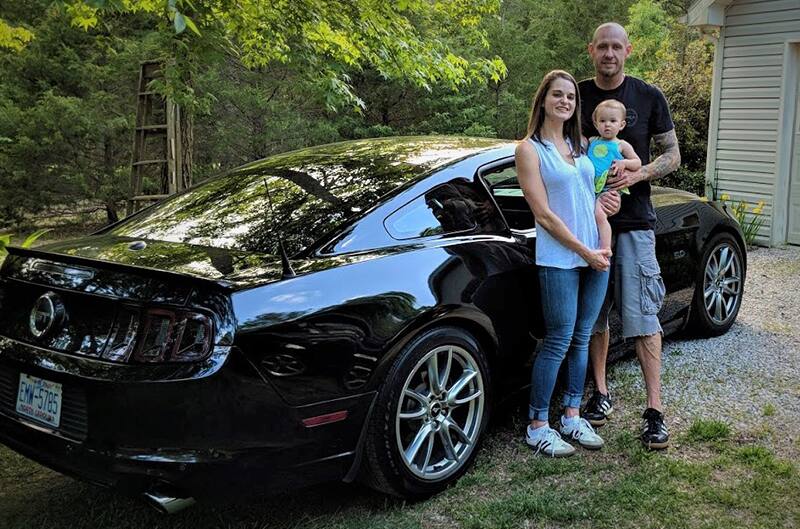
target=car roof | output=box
[228,135,515,179]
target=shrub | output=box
[660,167,706,196]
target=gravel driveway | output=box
[607,244,800,458]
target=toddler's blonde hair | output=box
[592,99,627,122]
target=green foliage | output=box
[0,0,717,231]
[463,123,497,138]
[625,0,714,193]
[0,19,34,51]
[625,0,671,78]
[650,37,715,174]
[660,168,706,196]
[0,1,161,227]
[720,194,766,245]
[190,0,643,176]
[65,0,507,111]
[483,0,637,138]
[0,228,50,257]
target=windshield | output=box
[109,137,505,256]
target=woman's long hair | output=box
[525,70,583,157]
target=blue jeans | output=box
[529,266,610,421]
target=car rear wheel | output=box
[361,326,490,498]
[689,232,745,336]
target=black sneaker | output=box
[641,408,669,450]
[582,390,613,426]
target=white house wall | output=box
[708,0,800,243]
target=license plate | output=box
[16,373,62,428]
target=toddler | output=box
[587,99,641,251]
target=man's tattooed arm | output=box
[640,129,681,182]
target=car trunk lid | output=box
[0,236,291,359]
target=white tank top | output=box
[528,137,599,269]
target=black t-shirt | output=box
[578,76,674,232]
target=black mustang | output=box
[0,137,745,510]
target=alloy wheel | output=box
[395,344,485,481]
[703,242,742,325]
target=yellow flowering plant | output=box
[720,194,764,246]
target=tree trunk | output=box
[179,106,193,189]
[103,136,119,224]
[105,203,119,224]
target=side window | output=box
[483,165,518,188]
[481,164,535,231]
[384,181,504,240]
[385,183,475,240]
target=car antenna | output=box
[263,178,296,279]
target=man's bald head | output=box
[588,21,632,85]
[592,22,630,45]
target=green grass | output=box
[2,415,797,529]
[686,419,731,442]
[762,403,776,417]
[1,344,797,529]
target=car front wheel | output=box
[690,232,745,336]
[361,326,490,498]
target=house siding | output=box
[709,0,800,243]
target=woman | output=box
[515,70,612,457]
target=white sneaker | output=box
[525,425,576,457]
[560,416,605,450]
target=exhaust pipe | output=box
[142,486,196,515]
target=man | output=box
[578,22,681,449]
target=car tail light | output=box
[132,308,213,363]
[103,309,140,362]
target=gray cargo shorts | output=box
[592,229,665,339]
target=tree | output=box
[0,0,715,231]
[624,0,714,194]
[341,0,639,140]
[64,0,507,112]
[625,0,671,78]
[0,2,162,225]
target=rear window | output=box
[109,138,502,256]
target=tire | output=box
[689,232,746,336]
[361,326,491,498]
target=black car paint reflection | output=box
[0,136,745,500]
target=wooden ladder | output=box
[127,60,188,215]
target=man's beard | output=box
[598,64,620,78]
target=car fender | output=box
[342,303,498,484]
[365,303,500,392]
